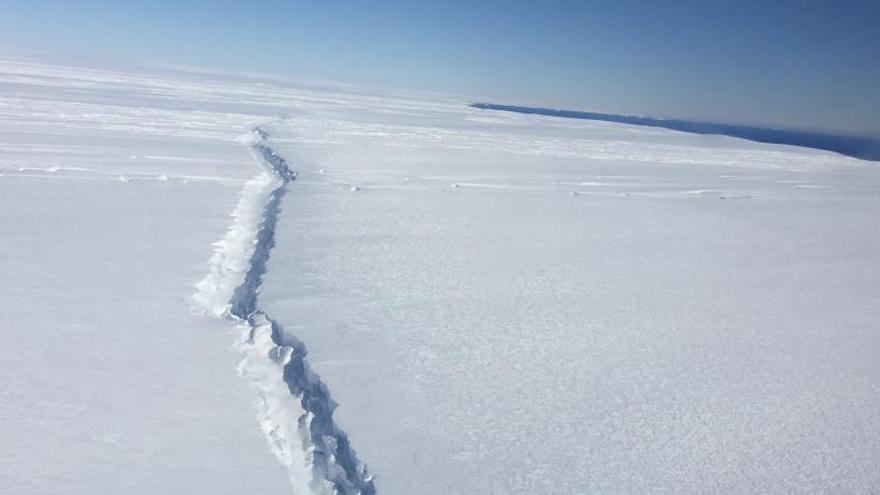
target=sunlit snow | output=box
[1,56,878,494]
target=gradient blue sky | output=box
[1,0,878,134]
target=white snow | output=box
[0,58,288,494]
[1,55,879,494]
[258,96,880,493]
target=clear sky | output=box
[1,0,879,134]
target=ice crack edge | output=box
[194,126,375,495]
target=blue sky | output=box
[1,0,878,134]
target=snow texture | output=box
[259,99,880,493]
[0,57,290,495]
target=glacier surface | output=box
[1,55,879,494]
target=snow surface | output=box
[259,100,880,493]
[0,58,288,494]
[2,55,879,494]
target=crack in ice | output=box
[195,125,375,495]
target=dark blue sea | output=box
[472,103,880,162]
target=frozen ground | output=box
[261,104,880,492]
[0,58,288,494]
[1,55,879,494]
